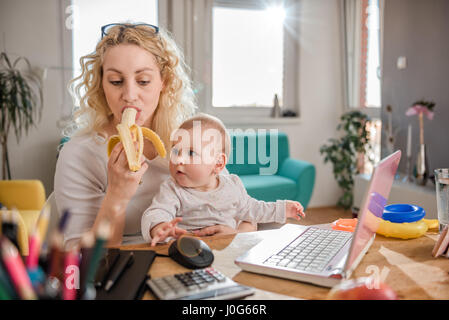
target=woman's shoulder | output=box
[60,133,107,157]
[57,133,108,170]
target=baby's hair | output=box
[177,113,231,158]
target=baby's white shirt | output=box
[141,174,286,243]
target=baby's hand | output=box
[150,217,187,246]
[285,201,305,221]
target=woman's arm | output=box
[93,142,148,245]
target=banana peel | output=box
[107,108,166,171]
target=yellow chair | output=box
[0,180,46,255]
[0,210,29,255]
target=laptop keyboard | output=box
[263,227,353,273]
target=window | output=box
[343,0,382,173]
[71,0,158,80]
[212,5,284,108]
[210,0,300,118]
[360,0,381,108]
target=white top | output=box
[54,133,170,244]
[141,174,286,243]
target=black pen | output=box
[104,252,134,292]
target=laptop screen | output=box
[344,151,401,272]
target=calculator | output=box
[146,267,254,300]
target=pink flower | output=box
[405,104,434,120]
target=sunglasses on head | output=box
[101,23,159,39]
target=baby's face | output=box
[169,127,224,189]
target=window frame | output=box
[206,0,301,122]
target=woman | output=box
[55,23,255,248]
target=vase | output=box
[414,144,429,186]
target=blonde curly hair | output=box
[69,23,197,149]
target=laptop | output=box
[235,150,401,288]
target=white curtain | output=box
[342,0,362,109]
[158,0,213,111]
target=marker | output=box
[85,220,111,287]
[0,262,16,299]
[26,229,41,269]
[78,220,111,300]
[47,209,71,279]
[63,247,79,300]
[1,237,37,300]
[78,231,95,299]
[104,252,134,291]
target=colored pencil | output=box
[86,219,111,287]
[36,203,51,242]
[63,246,79,300]
[26,229,41,269]
[0,237,36,300]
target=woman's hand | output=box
[106,141,148,203]
[95,141,148,246]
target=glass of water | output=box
[435,169,449,232]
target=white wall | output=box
[0,0,344,207]
[0,0,70,196]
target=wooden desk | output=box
[121,207,449,300]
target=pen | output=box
[94,249,120,288]
[1,237,37,300]
[105,251,134,292]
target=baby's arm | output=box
[141,179,182,243]
[231,175,305,224]
[285,200,306,221]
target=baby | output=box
[141,113,306,246]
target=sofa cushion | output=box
[227,131,290,176]
[239,174,297,202]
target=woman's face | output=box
[102,44,164,128]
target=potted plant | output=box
[319,110,372,210]
[0,52,43,179]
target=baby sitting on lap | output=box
[141,113,306,246]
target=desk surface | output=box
[120,207,449,300]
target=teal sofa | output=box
[226,131,315,210]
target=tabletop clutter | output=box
[1,200,447,300]
[0,205,112,300]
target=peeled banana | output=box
[107,108,166,171]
